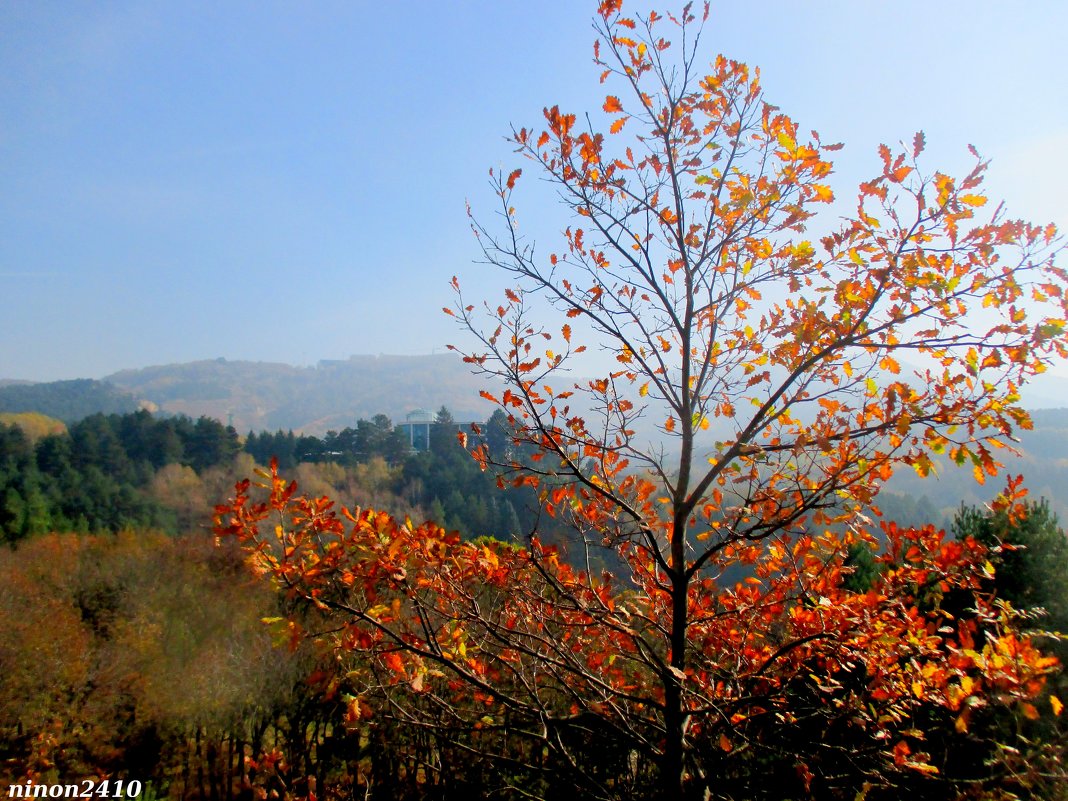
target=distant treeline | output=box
[244,407,533,542]
[244,413,410,468]
[0,411,240,540]
[1,403,1018,549]
[0,407,537,545]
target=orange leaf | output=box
[610,117,627,134]
[562,324,572,343]
[506,169,522,189]
[603,95,623,113]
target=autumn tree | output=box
[217,2,1066,799]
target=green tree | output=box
[35,433,73,477]
[184,416,240,472]
[954,498,1068,636]
[1,487,26,542]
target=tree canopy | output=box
[217,3,1066,799]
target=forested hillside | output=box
[105,354,496,434]
[1,403,1064,798]
[0,407,539,545]
[0,411,241,540]
[883,407,1068,524]
[0,379,139,421]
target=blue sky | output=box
[2,1,1066,384]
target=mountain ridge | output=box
[102,354,496,434]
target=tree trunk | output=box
[663,569,690,800]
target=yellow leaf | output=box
[639,382,649,397]
[1051,695,1063,716]
[960,194,987,207]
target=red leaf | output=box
[383,652,405,675]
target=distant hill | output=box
[882,407,1068,526]
[0,379,139,422]
[106,354,498,435]
[0,412,67,442]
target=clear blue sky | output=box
[2,1,1065,383]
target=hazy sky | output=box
[2,1,1066,382]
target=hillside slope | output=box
[106,354,496,434]
[0,379,139,422]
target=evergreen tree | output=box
[953,499,1068,633]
